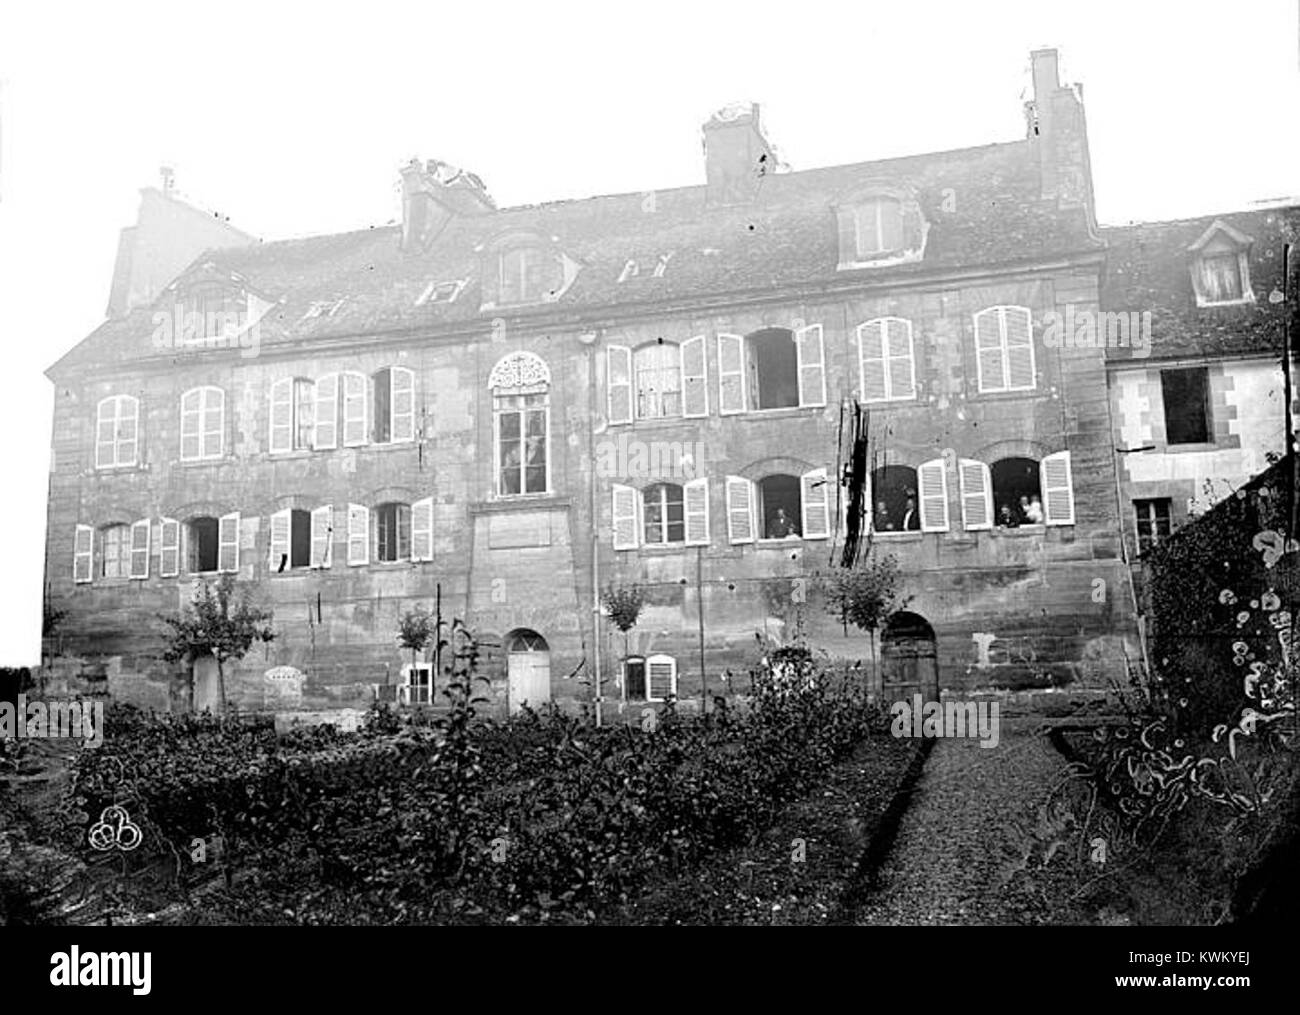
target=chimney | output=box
[702,103,773,206]
[400,158,495,252]
[1025,48,1095,220]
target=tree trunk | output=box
[216,656,227,714]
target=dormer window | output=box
[836,191,928,270]
[500,246,548,304]
[1189,219,1254,307]
[854,198,904,258]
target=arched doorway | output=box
[505,629,551,714]
[881,612,939,703]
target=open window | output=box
[374,502,412,563]
[870,466,920,532]
[717,327,824,413]
[991,457,1042,527]
[1161,367,1211,445]
[187,516,220,573]
[99,524,130,578]
[270,377,317,453]
[633,342,682,419]
[268,508,313,572]
[372,366,416,444]
[758,475,802,538]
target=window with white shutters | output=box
[310,505,333,568]
[217,512,240,573]
[801,468,830,540]
[607,345,633,425]
[856,318,916,403]
[974,306,1035,394]
[917,459,949,532]
[612,484,639,550]
[1040,451,1075,526]
[180,387,224,461]
[95,395,139,469]
[159,518,180,577]
[642,483,684,544]
[717,333,747,415]
[958,459,993,531]
[314,373,339,449]
[411,496,434,562]
[268,508,291,573]
[726,476,756,544]
[374,503,411,562]
[646,654,678,702]
[869,465,920,532]
[681,336,708,418]
[347,503,369,565]
[269,378,294,454]
[684,477,710,546]
[390,366,415,443]
[795,325,826,407]
[129,519,151,579]
[99,524,130,579]
[73,524,93,584]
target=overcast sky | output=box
[0,0,1297,665]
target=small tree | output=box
[600,584,644,715]
[159,575,275,713]
[821,555,909,684]
[397,606,438,701]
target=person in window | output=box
[1023,495,1045,525]
[998,504,1020,528]
[900,496,920,531]
[874,500,894,532]
[769,507,799,538]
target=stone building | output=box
[43,48,1145,717]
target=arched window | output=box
[991,457,1043,527]
[633,342,681,419]
[95,395,139,469]
[758,474,802,538]
[870,465,920,532]
[268,507,314,571]
[180,386,224,461]
[374,502,411,563]
[490,352,550,497]
[187,516,220,572]
[99,524,130,578]
[643,482,685,544]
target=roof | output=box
[50,137,1101,377]
[1101,205,1300,365]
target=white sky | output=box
[0,0,1297,665]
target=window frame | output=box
[857,317,917,403]
[95,394,140,469]
[1160,367,1213,447]
[98,523,131,579]
[973,306,1036,395]
[853,198,905,260]
[180,385,225,462]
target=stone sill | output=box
[469,495,572,515]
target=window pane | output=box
[1162,369,1210,444]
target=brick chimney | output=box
[1025,48,1095,220]
[400,158,495,252]
[702,103,774,206]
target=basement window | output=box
[1135,498,1172,553]
[1161,368,1211,445]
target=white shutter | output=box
[612,484,639,550]
[1041,451,1076,526]
[725,475,756,544]
[801,468,830,540]
[391,367,415,443]
[218,512,240,573]
[684,477,710,545]
[863,466,874,533]
[606,345,633,424]
[1005,307,1035,390]
[202,388,224,458]
[347,503,369,565]
[681,335,708,418]
[342,372,367,446]
[795,324,826,407]
[885,318,916,400]
[180,389,202,461]
[411,496,434,562]
[129,518,151,579]
[73,524,93,584]
[268,508,291,573]
[310,505,333,568]
[269,378,293,453]
[647,654,677,702]
[974,309,1006,393]
[159,518,180,577]
[314,373,338,449]
[917,459,949,532]
[857,321,888,402]
[958,459,993,531]
[717,333,747,415]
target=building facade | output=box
[44,49,1148,716]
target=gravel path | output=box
[854,720,1075,925]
